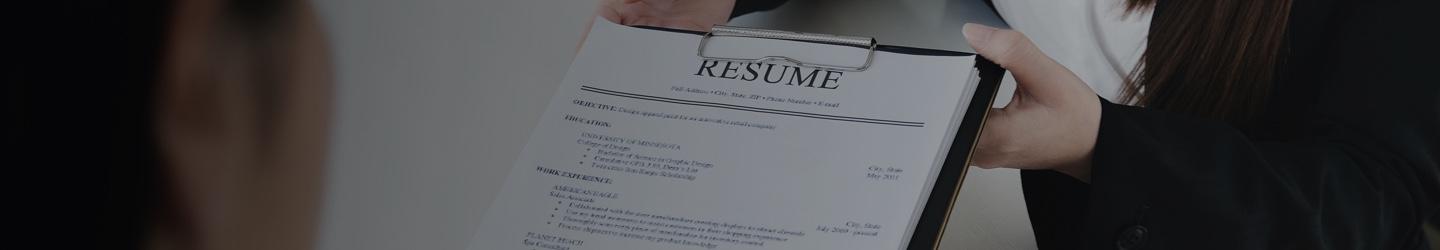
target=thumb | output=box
[963,23,1083,102]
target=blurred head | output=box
[150,0,330,249]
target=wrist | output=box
[1056,97,1100,183]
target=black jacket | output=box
[728,0,1440,249]
[1019,0,1440,249]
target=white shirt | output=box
[991,0,1152,101]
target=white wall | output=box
[312,1,593,249]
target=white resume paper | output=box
[471,19,981,250]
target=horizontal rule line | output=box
[579,85,924,127]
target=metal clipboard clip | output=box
[697,25,878,72]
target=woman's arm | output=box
[967,2,1439,249]
[1060,2,1438,249]
[1082,95,1438,249]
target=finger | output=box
[962,23,1084,103]
[972,107,1014,168]
[596,0,625,24]
[580,1,626,54]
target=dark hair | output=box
[11,0,294,248]
[9,0,172,249]
[1122,0,1294,122]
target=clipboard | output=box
[639,24,1007,250]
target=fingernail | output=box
[963,23,996,48]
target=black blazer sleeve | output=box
[1050,1,1440,249]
